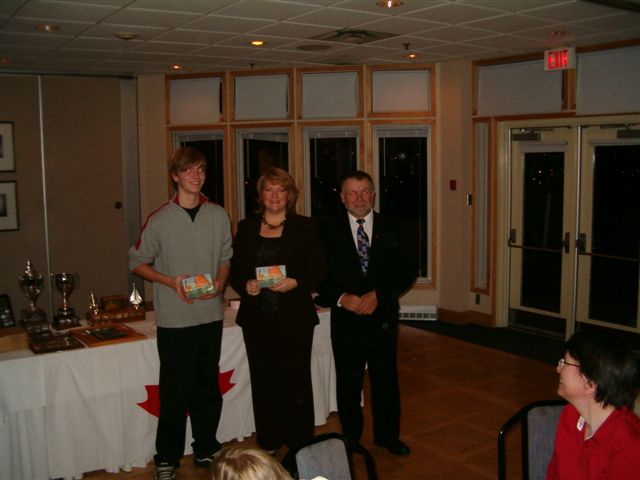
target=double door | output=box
[508,122,639,338]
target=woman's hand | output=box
[246,279,260,296]
[269,277,297,293]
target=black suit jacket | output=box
[317,211,417,339]
[229,214,326,334]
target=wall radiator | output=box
[399,304,437,322]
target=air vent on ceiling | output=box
[310,28,396,45]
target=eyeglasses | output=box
[558,358,580,369]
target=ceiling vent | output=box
[310,28,396,45]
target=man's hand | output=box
[355,290,377,315]
[171,275,193,304]
[246,279,260,296]
[341,291,377,315]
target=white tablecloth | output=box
[0,309,336,480]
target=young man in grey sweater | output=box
[129,147,233,480]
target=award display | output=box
[86,290,146,325]
[256,265,286,288]
[18,260,48,334]
[52,272,80,329]
[182,273,216,299]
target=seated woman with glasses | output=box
[546,331,640,480]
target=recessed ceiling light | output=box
[550,30,569,37]
[169,64,184,71]
[114,32,140,41]
[376,0,403,7]
[250,40,266,47]
[403,53,418,59]
[35,23,59,33]
[297,44,331,52]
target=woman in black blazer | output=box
[229,167,326,453]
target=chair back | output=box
[296,436,351,480]
[283,432,377,480]
[497,399,566,480]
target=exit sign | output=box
[545,47,576,71]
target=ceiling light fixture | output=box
[114,32,140,41]
[549,30,569,37]
[250,40,265,47]
[169,64,183,71]
[376,0,403,7]
[35,23,59,33]
[402,42,417,60]
[0,58,12,65]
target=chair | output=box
[282,432,377,480]
[497,399,566,480]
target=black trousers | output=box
[331,321,401,444]
[242,319,315,450]
[155,321,223,466]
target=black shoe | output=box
[374,439,411,456]
[193,447,221,468]
[154,462,177,480]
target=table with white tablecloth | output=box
[0,309,336,480]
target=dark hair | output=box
[339,170,374,191]
[255,167,298,214]
[565,331,639,409]
[168,147,206,190]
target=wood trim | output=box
[437,308,492,327]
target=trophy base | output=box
[20,308,49,335]
[53,310,80,330]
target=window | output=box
[375,125,431,281]
[236,129,289,219]
[172,130,224,206]
[303,127,359,218]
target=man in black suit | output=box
[317,170,417,456]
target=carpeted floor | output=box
[401,320,565,366]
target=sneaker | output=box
[193,449,220,468]
[154,462,176,480]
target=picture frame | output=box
[0,181,19,231]
[0,122,15,172]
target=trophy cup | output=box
[52,272,80,329]
[18,260,49,334]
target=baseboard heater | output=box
[399,305,437,321]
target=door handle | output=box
[576,233,587,254]
[509,228,517,246]
[562,232,570,253]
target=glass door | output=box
[508,127,577,336]
[575,126,640,333]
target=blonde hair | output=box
[212,446,293,480]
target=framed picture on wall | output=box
[0,181,19,231]
[0,122,15,172]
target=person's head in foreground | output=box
[558,331,638,410]
[212,446,293,480]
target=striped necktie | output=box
[356,218,369,274]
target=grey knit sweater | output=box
[129,196,233,328]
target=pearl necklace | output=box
[262,216,286,230]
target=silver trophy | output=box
[52,272,80,329]
[18,260,48,334]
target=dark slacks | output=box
[155,321,223,466]
[331,321,401,444]
[242,318,315,450]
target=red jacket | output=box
[546,404,640,480]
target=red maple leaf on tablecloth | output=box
[137,368,235,417]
